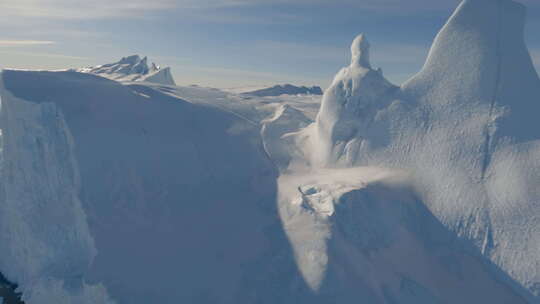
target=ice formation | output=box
[314,0,540,300]
[315,33,397,166]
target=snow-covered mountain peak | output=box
[76,55,176,86]
[350,34,371,69]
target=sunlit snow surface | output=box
[0,0,539,303]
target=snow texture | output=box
[314,0,540,300]
[278,168,528,303]
[0,73,115,304]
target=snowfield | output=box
[0,0,539,303]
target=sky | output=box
[0,0,539,89]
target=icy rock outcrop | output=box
[314,0,540,299]
[0,73,114,304]
[77,55,176,86]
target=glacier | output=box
[0,0,539,303]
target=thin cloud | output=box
[0,40,55,46]
[1,0,537,20]
[0,0,462,20]
[192,0,461,12]
[0,0,177,19]
[0,50,89,60]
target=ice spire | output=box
[350,34,371,69]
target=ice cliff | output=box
[0,74,114,304]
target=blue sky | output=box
[1,0,539,88]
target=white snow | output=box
[315,34,397,167]
[278,167,528,303]
[0,70,316,304]
[0,73,114,304]
[0,0,539,303]
[312,0,540,300]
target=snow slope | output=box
[278,168,528,303]
[0,70,321,304]
[77,55,176,86]
[313,0,540,300]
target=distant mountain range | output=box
[243,84,323,96]
[75,55,176,86]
